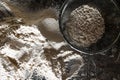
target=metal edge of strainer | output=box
[59,0,120,55]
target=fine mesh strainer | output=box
[59,0,120,55]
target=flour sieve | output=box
[59,0,120,55]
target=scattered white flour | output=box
[0,24,9,29]
[57,51,73,58]
[64,54,83,62]
[0,58,12,80]
[0,23,83,80]
[39,17,64,42]
[42,18,60,33]
[0,1,84,80]
[0,25,60,80]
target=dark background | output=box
[115,0,120,7]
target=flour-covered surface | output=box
[0,18,84,80]
[0,1,84,80]
[0,0,120,80]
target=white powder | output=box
[0,24,67,80]
[57,51,73,58]
[0,24,9,29]
[64,54,83,62]
[42,18,60,33]
[0,24,84,80]
[0,1,84,80]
